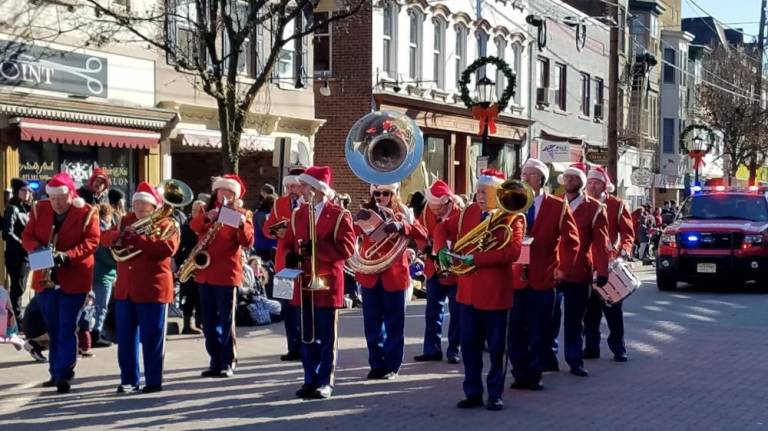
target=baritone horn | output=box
[110,179,194,262]
[446,179,534,275]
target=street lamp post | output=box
[474,76,496,148]
[691,135,705,185]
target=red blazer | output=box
[513,194,580,291]
[563,195,610,284]
[355,205,428,291]
[416,205,461,285]
[102,213,179,304]
[604,194,635,257]
[434,203,524,311]
[284,201,356,308]
[263,195,295,272]
[190,206,255,287]
[22,200,100,294]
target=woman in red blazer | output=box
[22,172,100,394]
[353,182,427,381]
[102,182,179,394]
[191,174,254,379]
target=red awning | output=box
[16,118,160,149]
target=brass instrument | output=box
[445,179,534,275]
[344,111,424,274]
[300,190,329,344]
[111,179,193,262]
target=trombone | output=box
[300,190,329,344]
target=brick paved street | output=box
[2,268,767,431]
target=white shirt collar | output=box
[314,198,328,221]
[568,193,585,211]
[534,193,544,214]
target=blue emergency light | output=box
[27,180,41,191]
[687,235,700,243]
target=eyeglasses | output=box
[373,191,392,197]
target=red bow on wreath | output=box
[688,150,707,170]
[472,104,499,135]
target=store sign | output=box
[539,141,571,163]
[0,43,108,98]
[19,161,56,182]
[584,144,609,166]
[631,167,654,187]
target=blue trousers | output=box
[198,284,237,371]
[36,289,86,382]
[507,288,557,383]
[422,276,460,358]
[584,293,626,356]
[91,274,114,333]
[460,304,508,400]
[551,282,591,369]
[300,305,338,388]
[116,299,167,387]
[361,280,406,373]
[281,301,301,355]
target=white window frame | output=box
[277,17,296,82]
[580,72,590,116]
[432,17,446,89]
[408,9,423,80]
[455,23,468,88]
[313,12,332,75]
[382,1,398,77]
[555,63,566,111]
[511,42,522,105]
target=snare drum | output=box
[592,259,641,306]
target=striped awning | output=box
[15,117,160,149]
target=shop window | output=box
[469,140,520,192]
[424,136,446,183]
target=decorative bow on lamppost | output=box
[680,124,716,186]
[473,76,497,147]
[458,56,517,148]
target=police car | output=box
[656,185,768,290]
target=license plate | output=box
[697,263,717,273]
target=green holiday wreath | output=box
[679,124,716,154]
[458,56,516,110]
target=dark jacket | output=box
[2,197,31,263]
[174,220,198,269]
[77,185,109,206]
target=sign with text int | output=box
[0,42,108,98]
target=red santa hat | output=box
[87,167,111,189]
[283,166,306,187]
[587,165,615,193]
[425,180,454,205]
[522,158,550,183]
[46,172,85,208]
[132,182,162,207]
[476,168,506,188]
[558,162,588,191]
[370,183,400,194]
[212,174,246,199]
[298,165,335,199]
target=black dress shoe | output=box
[509,379,530,390]
[201,369,222,378]
[295,385,317,398]
[486,398,504,411]
[367,368,386,380]
[142,385,163,393]
[529,379,544,391]
[446,356,461,364]
[570,366,589,377]
[613,353,629,362]
[583,350,600,359]
[413,353,443,362]
[280,352,301,361]
[56,379,71,394]
[42,378,57,388]
[456,396,484,409]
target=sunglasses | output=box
[373,191,392,197]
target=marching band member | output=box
[584,166,634,362]
[354,182,427,380]
[414,180,462,364]
[508,159,579,391]
[191,174,254,378]
[264,166,305,361]
[22,172,100,394]
[434,169,523,411]
[551,164,609,377]
[283,166,355,400]
[101,182,179,394]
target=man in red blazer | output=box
[191,174,254,378]
[584,166,634,362]
[434,169,524,411]
[508,158,579,391]
[550,164,609,377]
[354,182,427,380]
[22,172,100,394]
[414,180,462,364]
[102,182,179,394]
[283,166,356,400]
[264,166,305,361]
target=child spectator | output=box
[77,293,97,358]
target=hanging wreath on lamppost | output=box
[458,56,516,136]
[679,124,716,172]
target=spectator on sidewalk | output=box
[2,178,33,320]
[253,195,277,262]
[77,293,96,358]
[91,203,117,348]
[78,168,111,205]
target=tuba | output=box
[445,179,534,275]
[111,179,193,262]
[344,111,424,274]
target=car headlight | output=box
[661,234,677,245]
[744,235,763,245]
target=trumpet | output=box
[111,179,193,262]
[445,179,533,275]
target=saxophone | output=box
[177,221,222,284]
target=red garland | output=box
[688,150,707,170]
[471,104,499,135]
